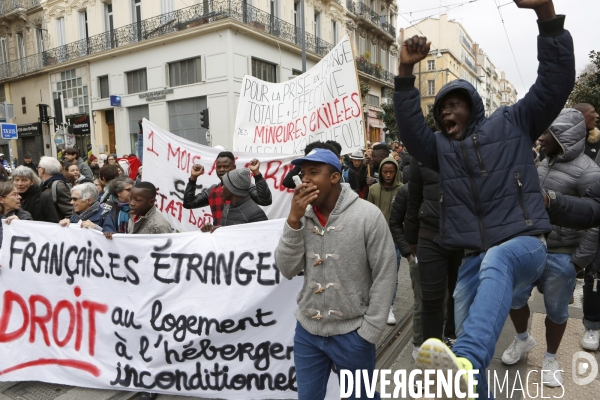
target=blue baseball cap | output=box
[291,148,342,172]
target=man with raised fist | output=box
[393,0,575,398]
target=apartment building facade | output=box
[402,14,516,118]
[0,0,398,161]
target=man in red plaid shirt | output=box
[183,151,272,226]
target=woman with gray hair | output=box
[0,181,32,248]
[59,182,105,230]
[13,166,59,223]
[102,176,134,235]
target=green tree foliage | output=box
[426,109,436,130]
[360,81,371,101]
[567,51,600,119]
[378,102,397,141]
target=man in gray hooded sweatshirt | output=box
[502,108,600,387]
[275,148,396,400]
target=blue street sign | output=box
[110,95,121,107]
[0,123,17,139]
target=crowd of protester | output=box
[2,1,600,399]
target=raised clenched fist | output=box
[397,35,431,76]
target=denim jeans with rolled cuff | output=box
[452,235,547,399]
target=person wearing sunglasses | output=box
[59,182,105,230]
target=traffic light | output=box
[200,108,209,129]
[53,97,63,126]
[38,104,49,123]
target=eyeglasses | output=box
[2,192,20,198]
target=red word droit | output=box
[0,287,108,356]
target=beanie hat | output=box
[222,168,251,197]
[89,155,98,162]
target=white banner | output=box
[142,119,295,232]
[234,35,365,155]
[0,220,338,398]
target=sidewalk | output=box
[387,278,600,399]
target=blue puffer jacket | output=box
[394,16,575,251]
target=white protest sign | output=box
[234,35,365,155]
[142,119,296,232]
[0,220,339,398]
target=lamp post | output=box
[301,0,306,72]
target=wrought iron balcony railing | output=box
[356,58,394,84]
[0,0,39,16]
[346,2,395,38]
[0,0,337,81]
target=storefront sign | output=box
[139,89,174,102]
[69,114,90,135]
[17,122,42,137]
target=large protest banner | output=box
[233,35,365,155]
[0,220,339,398]
[142,119,296,232]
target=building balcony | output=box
[461,36,473,54]
[346,1,395,39]
[356,58,395,84]
[0,0,337,81]
[462,57,476,73]
[0,0,40,18]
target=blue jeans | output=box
[512,252,576,324]
[452,236,547,399]
[294,322,379,400]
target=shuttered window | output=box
[169,57,201,87]
[126,68,147,94]
[99,76,109,99]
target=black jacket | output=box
[221,196,268,226]
[20,184,60,223]
[389,184,412,257]
[405,157,441,245]
[394,16,574,251]
[41,174,73,220]
[183,174,272,209]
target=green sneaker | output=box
[415,338,477,399]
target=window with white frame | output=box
[366,94,379,107]
[127,68,148,94]
[427,60,435,71]
[53,69,89,115]
[331,21,337,45]
[252,58,277,83]
[98,76,109,99]
[314,11,320,38]
[35,27,44,53]
[0,39,7,64]
[359,36,366,55]
[169,57,202,87]
[427,80,435,96]
[16,33,25,59]
[56,17,66,47]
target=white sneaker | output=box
[387,307,396,325]
[581,329,600,350]
[501,335,537,365]
[542,356,563,387]
[412,346,418,361]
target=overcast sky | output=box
[396,0,598,98]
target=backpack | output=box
[342,168,349,183]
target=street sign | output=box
[0,123,17,139]
[110,95,121,107]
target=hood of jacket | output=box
[433,79,486,141]
[547,108,586,163]
[377,156,401,189]
[41,173,67,189]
